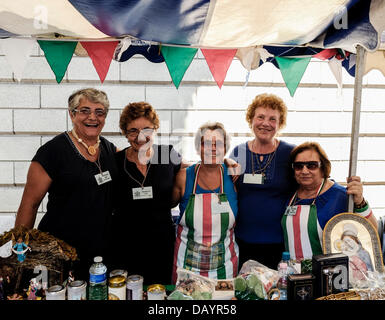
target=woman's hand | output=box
[346,176,364,206]
[224,158,242,183]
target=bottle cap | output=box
[282,251,290,261]
[94,256,103,263]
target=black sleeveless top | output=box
[34,132,118,262]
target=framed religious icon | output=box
[323,212,384,288]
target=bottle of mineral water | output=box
[88,256,108,300]
[277,262,288,300]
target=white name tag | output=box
[243,173,264,184]
[284,206,298,216]
[212,197,231,214]
[132,186,153,200]
[95,171,112,185]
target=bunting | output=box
[160,46,198,88]
[275,56,311,97]
[80,41,119,83]
[37,40,77,83]
[201,49,237,88]
[0,38,35,82]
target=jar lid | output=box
[109,275,126,286]
[148,284,165,293]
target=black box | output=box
[287,274,315,300]
[312,253,349,298]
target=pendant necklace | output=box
[71,129,100,156]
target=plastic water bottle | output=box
[277,262,288,300]
[278,251,296,275]
[88,256,108,300]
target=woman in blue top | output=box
[172,122,238,281]
[230,93,297,269]
[282,141,377,261]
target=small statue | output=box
[0,277,4,300]
[11,234,31,262]
[27,278,42,300]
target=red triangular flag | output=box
[201,49,237,88]
[313,49,338,61]
[80,41,119,83]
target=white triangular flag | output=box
[0,240,13,258]
[236,47,260,71]
[1,38,36,82]
[328,57,343,95]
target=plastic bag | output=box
[167,268,216,300]
[234,260,280,300]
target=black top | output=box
[33,132,118,272]
[111,144,181,284]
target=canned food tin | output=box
[126,275,143,300]
[68,280,87,300]
[109,269,128,279]
[45,285,66,300]
[108,275,126,300]
[147,284,166,300]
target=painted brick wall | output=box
[0,43,385,234]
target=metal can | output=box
[109,269,128,279]
[126,275,143,300]
[67,280,87,300]
[147,284,166,300]
[45,285,66,300]
[108,275,126,300]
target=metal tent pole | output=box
[348,45,366,212]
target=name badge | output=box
[211,196,231,214]
[243,173,264,184]
[284,206,298,216]
[95,171,112,185]
[132,186,153,200]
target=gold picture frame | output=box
[323,213,384,287]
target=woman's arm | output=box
[171,168,186,208]
[347,176,377,229]
[15,162,52,229]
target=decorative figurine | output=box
[11,234,31,262]
[27,278,42,300]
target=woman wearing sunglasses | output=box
[15,88,118,279]
[282,141,377,261]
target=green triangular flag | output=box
[38,40,77,83]
[275,56,311,97]
[161,46,198,88]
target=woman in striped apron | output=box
[172,122,238,283]
[281,142,377,261]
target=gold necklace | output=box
[71,129,100,156]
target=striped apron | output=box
[281,180,325,260]
[172,164,239,283]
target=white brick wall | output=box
[0,47,385,235]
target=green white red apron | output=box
[281,180,325,260]
[172,164,238,283]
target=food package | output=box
[234,260,280,300]
[167,268,216,300]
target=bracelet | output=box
[354,198,367,209]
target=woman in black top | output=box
[111,102,184,285]
[15,88,118,279]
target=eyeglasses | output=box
[126,127,155,138]
[201,140,225,148]
[73,107,107,118]
[292,161,322,171]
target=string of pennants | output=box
[0,37,368,97]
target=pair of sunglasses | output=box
[292,161,321,171]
